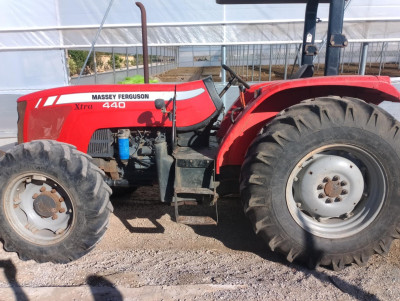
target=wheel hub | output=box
[33,194,57,218]
[294,154,364,218]
[32,187,64,220]
[324,177,343,198]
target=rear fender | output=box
[216,75,400,173]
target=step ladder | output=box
[173,147,219,225]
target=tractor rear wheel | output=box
[240,97,400,270]
[0,140,112,263]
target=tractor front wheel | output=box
[0,140,112,263]
[241,97,400,270]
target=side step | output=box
[174,198,218,226]
[173,147,219,226]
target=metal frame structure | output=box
[218,0,348,77]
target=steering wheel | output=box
[222,64,250,89]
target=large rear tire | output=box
[240,97,400,270]
[0,140,113,263]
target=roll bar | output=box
[216,0,348,77]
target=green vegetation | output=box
[118,75,158,84]
[113,54,124,69]
[68,50,105,76]
[67,50,164,77]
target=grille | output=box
[87,129,114,158]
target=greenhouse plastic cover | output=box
[0,0,400,93]
[1,0,400,49]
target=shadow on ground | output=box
[112,186,288,264]
[0,260,28,301]
[110,186,382,300]
[87,275,123,301]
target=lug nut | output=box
[340,181,347,186]
[323,177,330,183]
[296,202,302,208]
[332,175,340,181]
[59,208,66,213]
[32,193,39,199]
[52,214,58,220]
[318,193,325,199]
[325,198,333,203]
[40,186,46,192]
[51,189,56,194]
[317,184,324,190]
[335,197,342,202]
[59,197,64,203]
[341,190,348,195]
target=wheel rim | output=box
[4,172,75,245]
[286,144,386,239]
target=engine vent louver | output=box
[87,129,114,158]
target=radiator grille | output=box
[87,129,114,158]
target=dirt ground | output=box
[0,186,399,300]
[157,63,400,83]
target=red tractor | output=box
[2,0,400,270]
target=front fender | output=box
[216,75,400,173]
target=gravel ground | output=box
[0,186,399,300]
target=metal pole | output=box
[126,48,129,77]
[93,49,97,84]
[348,43,354,68]
[112,47,116,83]
[221,45,227,84]
[192,46,195,67]
[359,42,369,75]
[156,47,159,75]
[246,44,249,80]
[236,45,239,72]
[242,45,245,77]
[65,50,71,85]
[251,44,255,82]
[302,0,319,66]
[150,47,152,76]
[324,0,346,76]
[269,45,273,81]
[284,44,289,80]
[177,46,179,68]
[135,2,149,83]
[164,47,166,73]
[397,42,400,70]
[77,0,115,83]
[209,46,212,67]
[341,46,345,74]
[259,45,262,82]
[379,42,386,76]
[382,43,387,70]
[370,42,374,68]
[136,46,139,74]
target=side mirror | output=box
[154,99,166,113]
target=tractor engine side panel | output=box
[18,80,217,153]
